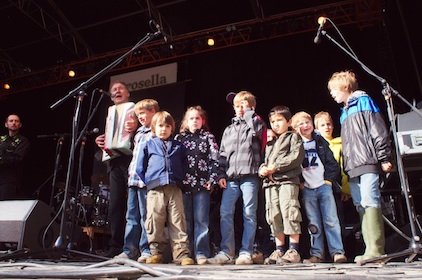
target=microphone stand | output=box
[320,28,422,264]
[50,136,65,208]
[45,25,162,260]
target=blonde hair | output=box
[314,111,333,129]
[291,111,312,129]
[151,111,175,134]
[134,99,160,115]
[179,105,209,133]
[327,70,358,92]
[233,90,257,108]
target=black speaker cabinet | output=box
[0,200,59,251]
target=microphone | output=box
[151,20,173,49]
[313,16,327,44]
[96,88,115,98]
[153,21,168,42]
[86,128,100,135]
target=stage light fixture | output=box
[68,70,76,77]
[207,38,215,46]
[3,83,10,90]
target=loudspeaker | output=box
[0,200,59,251]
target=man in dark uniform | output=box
[0,114,30,200]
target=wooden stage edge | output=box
[1,258,422,279]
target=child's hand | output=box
[125,115,137,132]
[340,192,351,201]
[218,178,227,189]
[259,166,269,177]
[381,161,393,172]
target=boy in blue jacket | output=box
[136,111,194,265]
[328,70,392,262]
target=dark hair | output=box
[268,105,292,121]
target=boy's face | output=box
[269,113,290,136]
[155,122,172,140]
[295,118,314,140]
[330,86,350,104]
[136,108,156,128]
[233,100,250,117]
[315,117,333,139]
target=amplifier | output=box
[397,129,422,156]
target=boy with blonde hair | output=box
[136,111,194,265]
[114,99,159,262]
[292,111,347,263]
[208,90,266,265]
[314,111,351,240]
[328,70,392,262]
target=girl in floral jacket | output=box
[175,106,219,265]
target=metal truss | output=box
[1,0,382,95]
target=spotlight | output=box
[3,83,10,90]
[68,70,76,77]
[207,38,215,47]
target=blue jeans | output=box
[349,173,381,212]
[220,175,259,257]
[123,186,150,257]
[302,184,344,259]
[183,191,211,258]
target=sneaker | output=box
[196,256,207,265]
[146,254,163,264]
[113,252,130,259]
[333,253,347,263]
[303,255,323,264]
[137,252,152,263]
[181,257,195,266]
[235,254,253,265]
[207,251,234,264]
[278,249,301,264]
[252,252,264,264]
[264,250,284,265]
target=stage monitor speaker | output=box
[0,200,59,251]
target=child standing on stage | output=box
[259,106,305,264]
[114,99,159,262]
[207,90,266,265]
[292,111,347,263]
[175,106,219,265]
[314,111,352,240]
[136,111,194,265]
[328,70,392,262]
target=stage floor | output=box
[1,258,422,279]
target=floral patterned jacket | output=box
[175,129,219,193]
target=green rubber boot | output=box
[354,207,385,263]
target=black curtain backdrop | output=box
[0,10,421,213]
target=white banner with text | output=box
[109,62,177,91]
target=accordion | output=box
[102,102,135,162]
